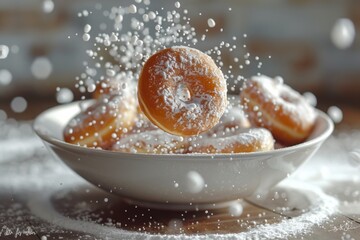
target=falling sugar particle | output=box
[83,10,89,17]
[175,2,181,8]
[11,97,28,113]
[142,14,149,22]
[128,4,137,14]
[56,88,74,104]
[0,69,12,85]
[185,171,205,193]
[135,53,143,61]
[42,0,54,14]
[31,57,53,80]
[86,50,94,57]
[115,15,123,23]
[327,106,343,123]
[41,236,47,240]
[104,39,111,47]
[84,24,92,33]
[87,84,96,93]
[228,202,243,217]
[274,76,284,85]
[110,33,118,42]
[0,45,9,59]
[303,92,317,107]
[207,18,216,28]
[331,18,355,49]
[106,69,116,77]
[104,198,109,202]
[148,11,156,20]
[83,33,90,42]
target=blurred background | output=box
[0,0,359,127]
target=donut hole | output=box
[176,82,192,102]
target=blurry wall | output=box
[0,0,359,119]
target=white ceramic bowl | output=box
[34,100,333,210]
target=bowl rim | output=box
[33,101,334,161]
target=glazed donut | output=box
[64,94,137,149]
[190,128,274,154]
[240,75,316,145]
[137,46,227,136]
[112,129,189,154]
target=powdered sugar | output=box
[192,128,274,154]
[112,129,187,154]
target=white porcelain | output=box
[33,100,333,210]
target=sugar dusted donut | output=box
[240,75,316,145]
[190,128,274,154]
[137,46,227,136]
[112,129,188,154]
[64,94,137,149]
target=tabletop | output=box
[1,118,360,240]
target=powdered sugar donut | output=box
[137,46,227,136]
[240,75,316,145]
[112,129,188,154]
[64,94,137,149]
[190,128,274,154]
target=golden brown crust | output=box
[240,76,316,145]
[138,46,227,136]
[63,95,137,149]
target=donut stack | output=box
[64,46,317,154]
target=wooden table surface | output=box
[1,113,360,239]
